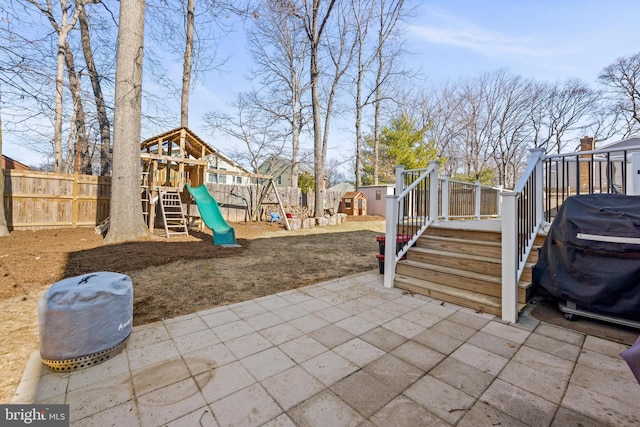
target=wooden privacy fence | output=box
[2,171,349,230]
[3,170,111,230]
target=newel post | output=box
[474,180,482,220]
[501,191,518,323]
[429,161,439,221]
[441,175,450,221]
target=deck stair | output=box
[158,187,189,237]
[394,224,544,316]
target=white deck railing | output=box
[500,148,545,323]
[383,161,504,289]
[384,142,640,324]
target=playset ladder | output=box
[140,171,151,224]
[159,187,189,237]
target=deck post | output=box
[384,194,398,288]
[532,148,546,224]
[631,152,640,196]
[441,175,449,221]
[474,180,482,220]
[429,161,439,221]
[501,191,519,323]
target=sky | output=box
[4,0,640,168]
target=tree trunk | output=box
[64,40,92,174]
[180,0,195,128]
[0,112,9,236]
[105,0,150,244]
[79,4,112,176]
[53,23,71,172]
[355,60,364,188]
[310,2,324,217]
[372,23,383,185]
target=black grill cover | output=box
[532,194,640,321]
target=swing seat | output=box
[270,212,282,223]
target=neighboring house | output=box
[205,152,252,186]
[258,157,294,186]
[547,136,640,193]
[1,155,30,171]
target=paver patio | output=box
[11,271,640,426]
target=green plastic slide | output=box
[186,185,237,245]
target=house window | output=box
[376,190,381,200]
[345,199,352,208]
[277,175,282,185]
[207,168,227,184]
[236,176,243,184]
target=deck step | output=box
[407,247,501,276]
[397,259,532,303]
[394,274,527,316]
[417,235,502,258]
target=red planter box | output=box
[375,234,413,255]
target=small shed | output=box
[340,191,367,216]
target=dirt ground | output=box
[0,216,386,403]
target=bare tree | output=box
[180,0,194,127]
[78,2,112,175]
[25,0,96,172]
[532,79,598,153]
[598,51,640,137]
[205,91,286,174]
[247,0,310,188]
[371,0,406,185]
[0,108,9,236]
[104,0,149,244]
[350,0,374,188]
[63,38,92,174]
[298,0,337,216]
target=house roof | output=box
[328,182,355,192]
[141,127,252,174]
[599,136,640,151]
[342,191,367,199]
[1,155,30,170]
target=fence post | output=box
[501,191,518,323]
[429,161,439,221]
[496,185,503,217]
[631,152,640,196]
[72,172,79,227]
[474,180,481,220]
[384,194,398,288]
[441,175,449,221]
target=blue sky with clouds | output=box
[407,0,639,85]
[4,0,640,167]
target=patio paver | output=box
[10,270,640,427]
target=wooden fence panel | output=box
[3,171,346,230]
[3,170,111,230]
